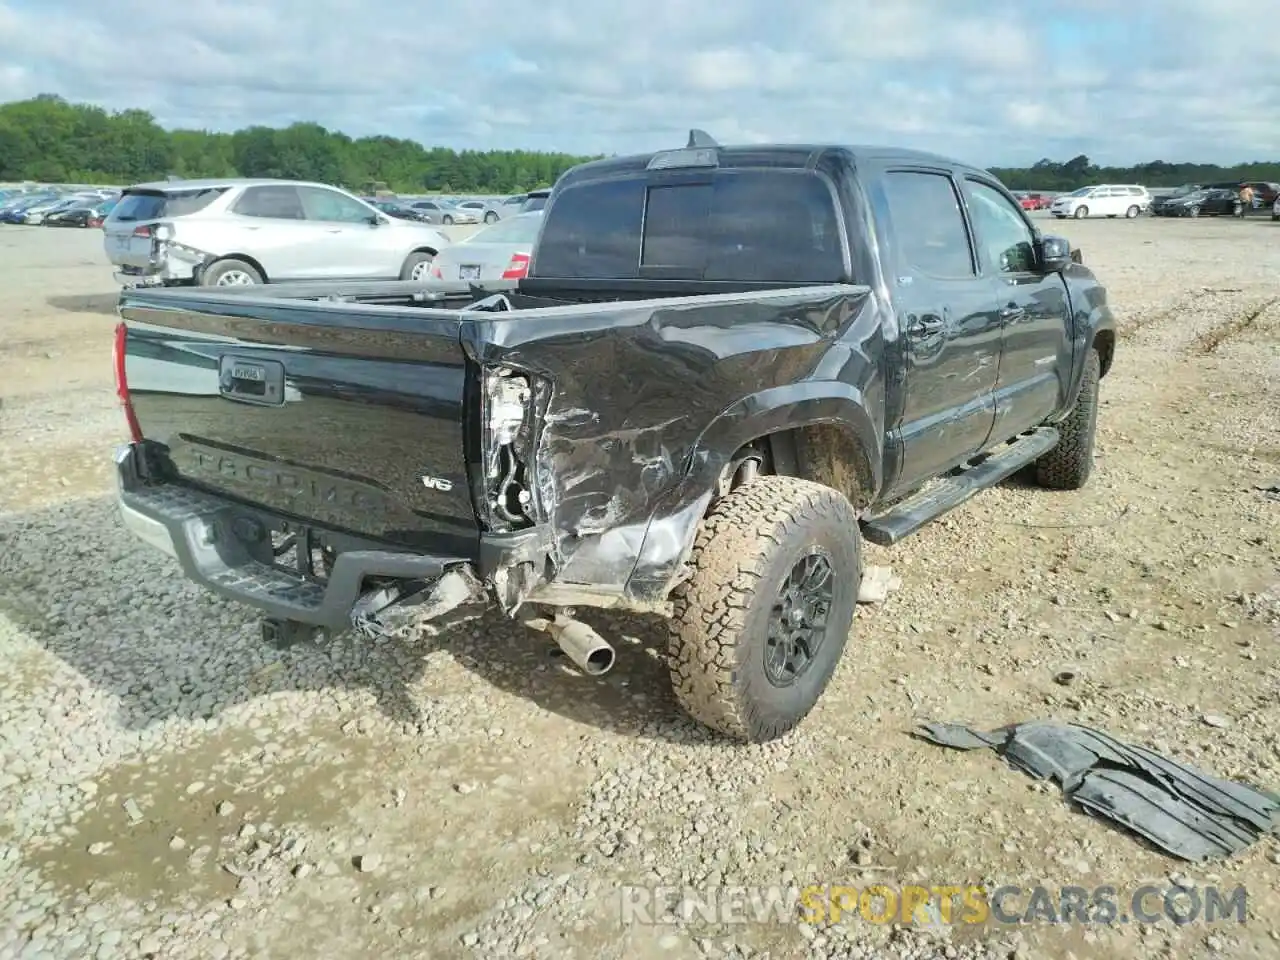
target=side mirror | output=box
[1039,235,1072,273]
[369,214,386,227]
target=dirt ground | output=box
[0,216,1277,960]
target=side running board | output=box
[862,427,1060,546]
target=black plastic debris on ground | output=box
[915,720,1280,862]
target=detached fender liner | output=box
[115,444,468,630]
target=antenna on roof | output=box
[686,129,718,148]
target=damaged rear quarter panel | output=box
[462,284,883,605]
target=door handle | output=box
[907,314,945,339]
[999,305,1026,321]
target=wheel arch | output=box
[200,253,268,284]
[622,385,883,607]
[690,385,883,506]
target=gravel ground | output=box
[1,217,1278,960]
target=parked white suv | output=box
[1049,185,1151,220]
[103,178,453,287]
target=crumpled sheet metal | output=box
[915,720,1280,862]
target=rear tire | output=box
[1125,205,1140,218]
[1074,206,1089,219]
[484,211,499,224]
[1189,205,1201,218]
[442,215,454,226]
[400,251,434,281]
[1035,349,1100,491]
[201,258,263,286]
[668,476,860,743]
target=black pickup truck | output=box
[112,132,1116,743]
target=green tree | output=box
[4,93,1278,195]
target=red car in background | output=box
[1016,192,1050,211]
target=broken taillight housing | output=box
[112,322,143,443]
[478,365,547,531]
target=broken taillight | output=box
[112,322,143,443]
[501,253,530,280]
[131,224,152,238]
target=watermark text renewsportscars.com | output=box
[620,883,1247,927]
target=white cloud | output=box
[0,0,1272,165]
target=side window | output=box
[1126,187,1144,196]
[964,180,1037,274]
[232,186,305,220]
[882,171,974,279]
[298,187,374,223]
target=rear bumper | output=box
[114,443,479,630]
[110,240,204,287]
[115,271,167,287]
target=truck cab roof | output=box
[556,142,989,189]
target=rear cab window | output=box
[533,169,847,283]
[111,187,227,222]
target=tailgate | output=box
[103,220,156,268]
[120,291,479,557]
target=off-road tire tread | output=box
[668,476,859,742]
[1035,348,1100,490]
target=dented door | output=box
[878,169,1002,495]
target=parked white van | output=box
[1049,185,1151,220]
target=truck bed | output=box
[117,277,874,616]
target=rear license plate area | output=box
[459,265,481,280]
[219,356,285,406]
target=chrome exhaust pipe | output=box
[524,611,616,675]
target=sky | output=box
[0,0,1275,167]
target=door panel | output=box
[229,185,329,280]
[961,178,1072,441]
[880,170,1002,496]
[296,186,392,278]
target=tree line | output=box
[0,95,595,194]
[990,155,1280,192]
[2,95,1278,195]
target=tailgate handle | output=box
[219,356,286,406]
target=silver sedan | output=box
[427,212,542,282]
